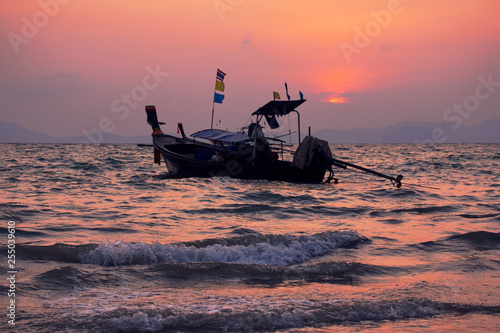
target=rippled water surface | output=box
[1,143,499,332]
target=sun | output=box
[329,96,346,104]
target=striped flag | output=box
[216,68,226,82]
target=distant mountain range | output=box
[1,119,499,144]
[0,121,152,144]
[312,119,500,144]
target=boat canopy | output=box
[191,129,249,143]
[252,99,306,116]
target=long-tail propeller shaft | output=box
[330,157,403,187]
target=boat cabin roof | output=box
[252,99,306,116]
[191,129,250,143]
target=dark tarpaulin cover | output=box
[292,136,332,170]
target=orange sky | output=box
[1,0,499,138]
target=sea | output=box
[0,142,499,332]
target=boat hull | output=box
[152,135,327,183]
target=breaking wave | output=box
[85,299,500,332]
[80,231,368,266]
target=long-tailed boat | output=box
[145,100,403,186]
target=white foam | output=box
[107,312,165,332]
[100,298,445,332]
[81,231,366,266]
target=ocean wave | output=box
[16,243,98,263]
[417,231,500,252]
[391,204,458,214]
[446,231,500,249]
[144,261,403,286]
[34,266,96,290]
[80,231,369,266]
[0,226,46,237]
[241,190,320,204]
[27,261,403,293]
[458,213,500,219]
[87,298,500,332]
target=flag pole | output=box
[211,101,215,129]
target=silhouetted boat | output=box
[145,100,403,186]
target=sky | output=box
[1,0,499,140]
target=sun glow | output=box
[329,97,347,104]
